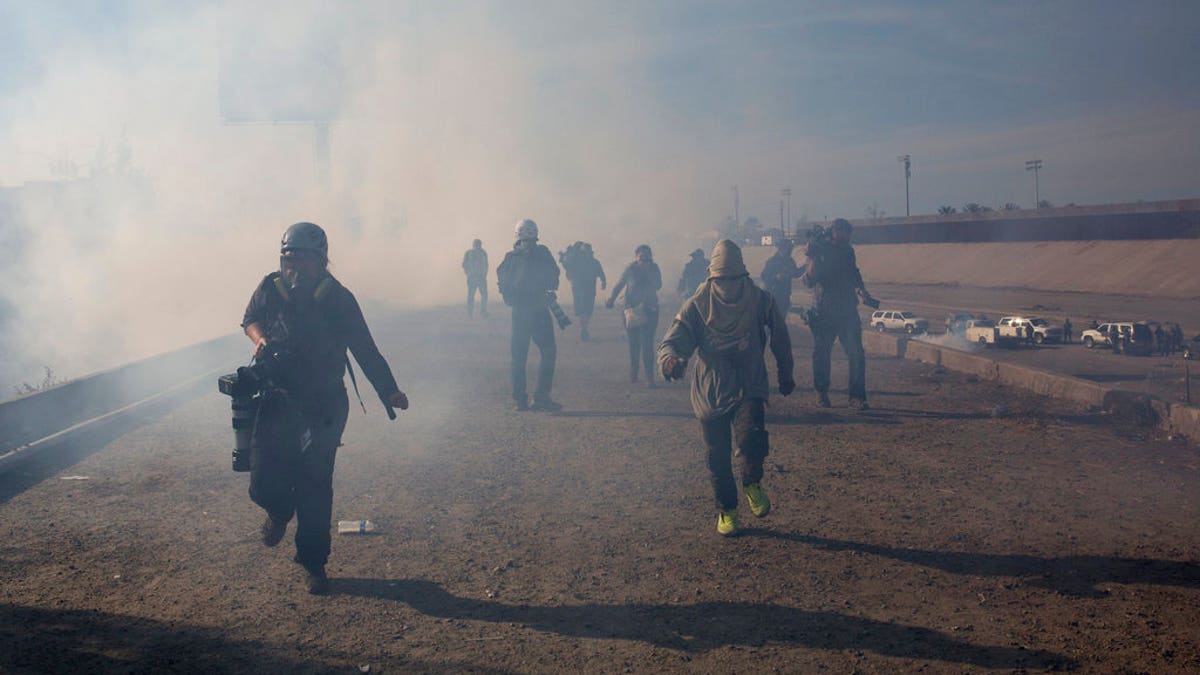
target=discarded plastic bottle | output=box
[337,520,376,534]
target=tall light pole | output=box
[897,154,911,216]
[1025,159,1043,207]
[782,188,792,235]
[732,185,740,229]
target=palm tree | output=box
[938,205,957,215]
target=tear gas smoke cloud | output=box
[2,2,1199,390]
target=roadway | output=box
[1,304,1198,672]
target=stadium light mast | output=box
[782,188,792,235]
[897,154,911,216]
[1025,159,1043,208]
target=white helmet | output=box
[515,218,539,241]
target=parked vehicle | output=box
[964,318,999,345]
[871,310,930,334]
[1080,322,1131,349]
[1080,321,1154,355]
[996,316,1064,344]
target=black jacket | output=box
[497,243,560,307]
[242,272,400,405]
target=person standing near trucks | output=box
[802,218,877,410]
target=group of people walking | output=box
[459,217,874,536]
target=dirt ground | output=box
[2,304,1199,673]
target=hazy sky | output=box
[3,1,1198,219]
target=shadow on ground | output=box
[334,578,1074,670]
[0,603,502,675]
[755,531,1200,598]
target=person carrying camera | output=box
[241,222,409,595]
[563,242,606,342]
[760,238,801,316]
[497,219,562,411]
[657,239,795,536]
[607,244,663,386]
[803,218,875,410]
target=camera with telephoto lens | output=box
[547,292,572,330]
[217,344,292,472]
[803,224,833,260]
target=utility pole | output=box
[897,154,911,216]
[733,185,739,230]
[782,188,792,236]
[779,200,785,232]
[1025,159,1043,207]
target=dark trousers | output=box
[769,288,791,317]
[811,312,867,401]
[249,389,349,569]
[626,309,659,381]
[511,305,556,402]
[700,399,768,511]
[467,276,487,316]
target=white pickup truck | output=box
[996,316,1064,345]
[964,319,1000,345]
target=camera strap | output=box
[344,355,368,415]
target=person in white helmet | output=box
[496,219,562,411]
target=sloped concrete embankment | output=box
[0,334,244,471]
[743,239,1200,299]
[858,329,1200,441]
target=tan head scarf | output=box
[695,240,758,342]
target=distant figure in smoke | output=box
[803,219,876,410]
[760,238,802,316]
[241,222,409,595]
[1063,317,1072,344]
[462,239,489,318]
[497,219,562,411]
[607,244,663,386]
[677,248,709,300]
[1024,322,1035,347]
[560,241,606,342]
[658,239,794,537]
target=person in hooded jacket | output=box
[606,244,663,385]
[657,239,795,536]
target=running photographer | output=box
[802,218,877,410]
[239,222,408,594]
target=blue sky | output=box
[2,1,1199,220]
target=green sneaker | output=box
[744,483,771,517]
[716,508,739,536]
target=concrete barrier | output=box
[0,334,244,462]
[938,347,999,381]
[903,339,942,366]
[861,330,903,358]
[995,361,1109,407]
[1167,403,1200,441]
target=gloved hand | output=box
[662,356,688,381]
[778,377,796,396]
[605,298,615,309]
[388,391,409,410]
